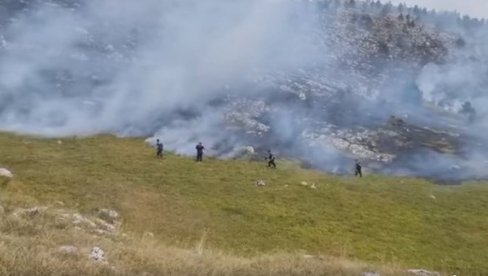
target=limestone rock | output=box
[407,269,440,276]
[97,209,119,224]
[362,272,381,276]
[90,246,106,262]
[256,180,266,187]
[0,168,13,185]
[0,168,13,178]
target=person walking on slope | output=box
[355,159,362,178]
[156,139,164,158]
[266,150,276,168]
[196,142,205,162]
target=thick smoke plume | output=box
[0,0,316,134]
[1,0,488,181]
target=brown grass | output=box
[0,201,406,276]
[1,132,487,274]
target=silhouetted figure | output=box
[461,101,476,123]
[355,159,362,178]
[196,142,205,162]
[156,139,163,158]
[266,150,276,168]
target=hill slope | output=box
[1,132,488,275]
[1,0,488,181]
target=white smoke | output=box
[1,0,488,181]
[0,0,319,137]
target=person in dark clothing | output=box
[355,159,362,178]
[156,139,163,158]
[196,142,205,162]
[266,150,276,168]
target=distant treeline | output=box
[312,0,486,32]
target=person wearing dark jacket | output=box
[355,159,362,178]
[196,142,205,162]
[156,139,163,158]
[266,150,276,168]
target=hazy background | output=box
[388,0,488,19]
[1,0,488,180]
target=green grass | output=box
[1,132,488,275]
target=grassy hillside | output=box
[1,132,487,275]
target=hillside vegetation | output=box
[1,132,488,275]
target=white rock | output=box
[362,272,381,276]
[300,181,309,186]
[90,246,106,262]
[57,140,63,145]
[310,183,317,189]
[256,180,266,187]
[429,195,436,200]
[0,168,13,178]
[407,269,440,276]
[98,209,119,224]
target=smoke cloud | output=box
[0,0,319,135]
[1,0,488,181]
